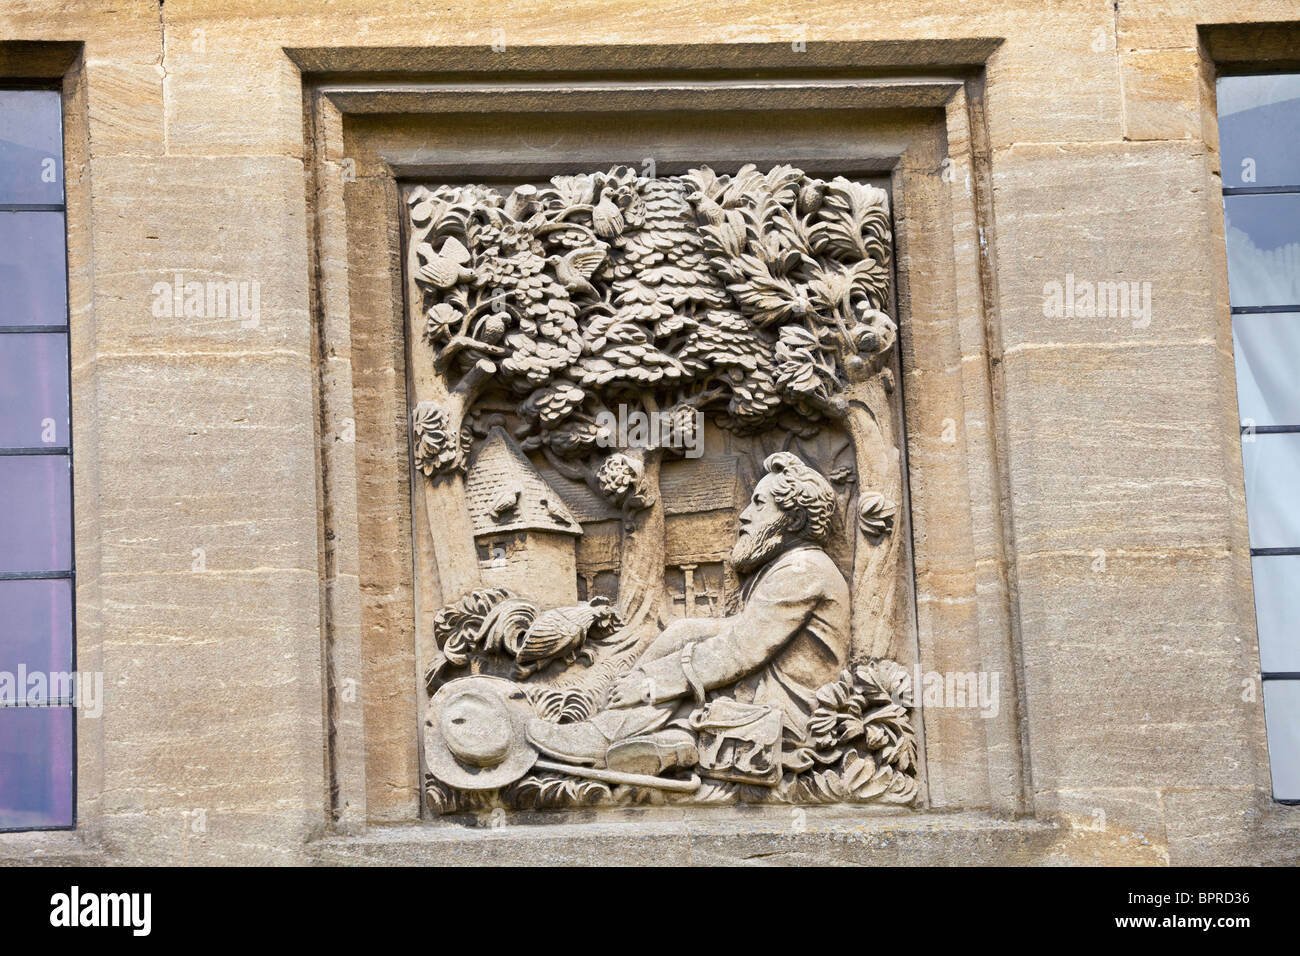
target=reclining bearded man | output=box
[526,451,851,778]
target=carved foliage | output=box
[412,401,473,477]
[406,165,897,498]
[783,660,918,805]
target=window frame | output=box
[0,79,78,833]
[1216,64,1300,806]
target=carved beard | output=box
[730,517,794,576]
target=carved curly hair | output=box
[762,452,837,545]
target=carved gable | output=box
[465,426,582,538]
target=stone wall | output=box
[1,0,1297,865]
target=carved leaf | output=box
[505,773,611,810]
[411,402,470,477]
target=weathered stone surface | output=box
[305,809,1067,866]
[0,0,1295,866]
[1121,48,1203,142]
[1017,548,1259,793]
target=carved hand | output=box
[607,669,655,709]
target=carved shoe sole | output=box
[605,730,699,776]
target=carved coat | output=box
[632,545,851,733]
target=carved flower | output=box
[858,491,897,538]
[595,452,643,507]
[411,402,469,477]
[663,403,700,453]
[425,302,463,343]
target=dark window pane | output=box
[0,332,68,447]
[1262,680,1300,802]
[1233,313,1300,427]
[0,211,67,327]
[1249,555,1300,673]
[1240,432,1300,549]
[0,578,72,678]
[0,455,71,574]
[1224,194,1300,308]
[0,705,73,829]
[0,90,62,206]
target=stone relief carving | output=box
[403,164,916,813]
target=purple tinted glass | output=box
[0,455,72,573]
[0,332,69,447]
[0,578,73,678]
[0,212,67,327]
[0,90,62,206]
[0,706,73,829]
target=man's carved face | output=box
[731,474,795,574]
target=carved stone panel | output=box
[403,165,916,813]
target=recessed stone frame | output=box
[1197,21,1300,819]
[294,40,1029,831]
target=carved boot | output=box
[605,730,698,776]
[527,704,675,769]
[526,717,611,767]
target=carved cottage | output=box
[464,426,582,609]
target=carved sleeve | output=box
[634,560,821,702]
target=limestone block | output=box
[991,141,1217,348]
[1000,342,1234,554]
[85,155,310,355]
[1121,48,1203,142]
[1017,549,1259,794]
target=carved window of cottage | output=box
[1219,72,1300,803]
[0,88,75,830]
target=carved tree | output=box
[406,165,898,651]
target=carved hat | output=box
[425,676,537,791]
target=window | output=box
[0,87,75,830]
[1219,72,1300,803]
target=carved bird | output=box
[510,597,623,679]
[688,191,727,227]
[417,236,474,289]
[539,496,574,528]
[591,195,626,239]
[488,484,521,520]
[548,248,606,300]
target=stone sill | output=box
[307,808,1063,866]
[0,829,102,866]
